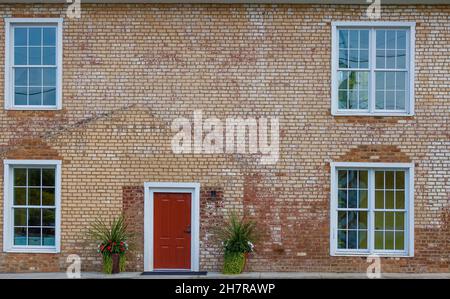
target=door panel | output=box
[154,192,191,269]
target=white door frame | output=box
[143,182,200,272]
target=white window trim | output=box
[4,18,63,110]
[143,182,200,272]
[3,159,62,253]
[330,162,414,257]
[331,21,415,116]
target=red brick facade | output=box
[0,3,449,273]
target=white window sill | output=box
[332,252,412,258]
[332,111,414,117]
[6,106,61,111]
[5,247,59,254]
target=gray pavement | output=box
[0,271,448,279]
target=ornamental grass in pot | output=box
[89,215,132,274]
[217,213,258,274]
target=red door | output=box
[154,192,191,270]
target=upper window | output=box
[4,18,63,110]
[3,160,61,253]
[331,22,415,116]
[330,162,414,257]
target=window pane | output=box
[29,68,42,86]
[338,230,347,249]
[359,49,368,68]
[42,208,55,226]
[29,87,42,105]
[359,190,368,209]
[43,47,56,65]
[358,230,367,249]
[28,188,41,205]
[359,171,368,189]
[386,91,395,110]
[43,228,55,246]
[348,230,357,249]
[14,47,27,65]
[339,50,348,68]
[396,91,405,110]
[338,170,347,188]
[375,231,384,249]
[349,30,359,49]
[42,188,55,206]
[28,228,41,245]
[43,87,56,106]
[348,190,357,209]
[395,212,404,230]
[397,30,406,49]
[385,231,394,250]
[396,50,406,69]
[338,190,347,208]
[349,50,359,68]
[14,27,27,46]
[14,187,26,205]
[29,47,41,65]
[338,211,347,229]
[339,30,348,49]
[386,31,396,49]
[14,208,27,226]
[375,91,384,109]
[43,68,56,86]
[28,208,41,226]
[396,171,405,189]
[375,191,384,209]
[338,90,347,109]
[348,211,357,229]
[28,28,42,46]
[385,212,395,229]
[395,231,404,250]
[375,72,384,90]
[14,168,27,186]
[348,170,357,188]
[386,49,395,68]
[396,191,405,209]
[360,30,369,49]
[375,171,384,189]
[15,87,28,105]
[385,171,395,189]
[386,191,395,209]
[14,227,27,245]
[28,169,41,186]
[15,67,28,86]
[376,30,385,49]
[358,211,367,229]
[375,212,384,230]
[42,169,55,186]
[43,28,56,46]
[376,49,385,68]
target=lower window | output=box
[330,162,414,256]
[3,160,61,253]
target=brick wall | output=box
[0,3,448,273]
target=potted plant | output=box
[89,215,131,274]
[217,213,257,274]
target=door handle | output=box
[184,227,191,234]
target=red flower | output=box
[120,242,124,246]
[107,246,111,251]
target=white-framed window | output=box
[4,18,63,110]
[3,160,61,253]
[331,22,415,116]
[330,162,414,257]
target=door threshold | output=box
[141,271,207,276]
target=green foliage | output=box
[89,215,132,257]
[102,255,113,274]
[223,252,246,274]
[119,255,126,272]
[217,212,258,255]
